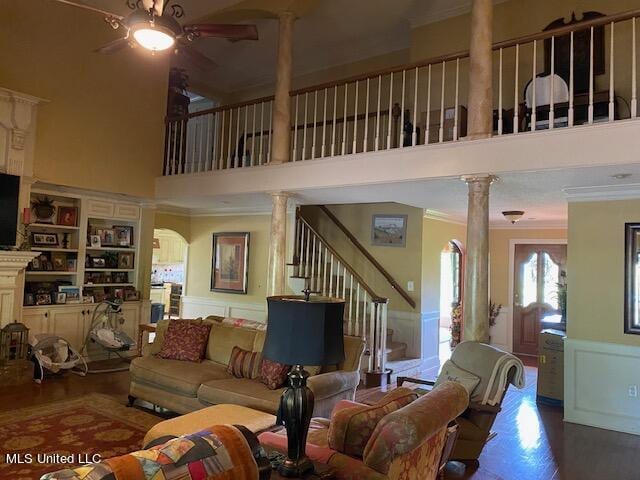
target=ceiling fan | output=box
[51,0,258,65]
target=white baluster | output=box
[426,64,432,144]
[352,81,359,154]
[312,90,318,159]
[251,104,256,166]
[609,22,615,122]
[355,285,361,335]
[349,275,354,328]
[310,236,316,290]
[387,72,394,150]
[227,108,233,168]
[550,36,555,129]
[207,114,214,171]
[413,67,419,146]
[569,32,575,127]
[514,44,520,134]
[219,110,226,169]
[342,84,348,155]
[364,78,370,152]
[302,92,309,160]
[293,95,299,162]
[439,61,446,143]
[369,301,375,370]
[633,18,638,118]
[589,26,595,124]
[400,69,406,148]
[242,106,248,166]
[331,86,338,156]
[329,254,334,295]
[498,48,504,135]
[454,58,460,140]
[375,75,382,151]
[531,40,537,132]
[267,101,272,163]
[347,274,353,335]
[322,88,328,157]
[259,103,265,164]
[235,107,241,167]
[322,246,328,295]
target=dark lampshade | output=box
[263,296,345,366]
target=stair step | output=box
[386,357,424,383]
[387,341,407,361]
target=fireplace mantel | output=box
[0,250,39,327]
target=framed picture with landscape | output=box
[371,214,408,247]
[211,232,249,294]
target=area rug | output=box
[0,393,162,480]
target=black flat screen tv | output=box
[0,173,20,247]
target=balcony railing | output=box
[163,8,640,176]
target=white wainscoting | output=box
[181,296,267,323]
[489,306,512,353]
[565,339,640,436]
[387,310,421,359]
[422,311,441,370]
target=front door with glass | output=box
[513,243,567,355]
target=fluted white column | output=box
[462,175,494,342]
[267,192,290,296]
[270,11,295,164]
[467,0,494,139]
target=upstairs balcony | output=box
[159,9,640,197]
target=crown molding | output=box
[409,0,510,28]
[423,209,467,226]
[564,183,640,202]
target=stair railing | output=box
[292,212,389,376]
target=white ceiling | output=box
[157,163,640,227]
[77,0,500,94]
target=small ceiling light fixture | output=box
[129,12,179,52]
[502,210,525,224]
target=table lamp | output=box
[263,295,345,477]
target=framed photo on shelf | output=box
[98,229,116,246]
[67,258,77,272]
[55,292,67,304]
[92,257,106,268]
[371,214,408,247]
[114,288,125,300]
[82,295,94,304]
[24,293,35,306]
[59,286,81,304]
[57,206,78,227]
[114,225,134,247]
[125,289,140,301]
[211,232,250,294]
[118,252,134,269]
[51,252,67,271]
[36,293,52,306]
[31,257,42,271]
[113,272,128,283]
[32,233,59,247]
[90,235,101,248]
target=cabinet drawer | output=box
[86,200,114,218]
[115,204,140,220]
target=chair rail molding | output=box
[0,87,47,177]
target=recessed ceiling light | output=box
[612,173,632,179]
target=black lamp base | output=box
[278,364,315,478]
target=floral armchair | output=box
[259,381,469,480]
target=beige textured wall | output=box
[568,200,640,346]
[1,0,169,199]
[186,215,271,305]
[489,228,568,307]
[421,218,467,315]
[302,203,423,313]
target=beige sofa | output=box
[129,319,365,418]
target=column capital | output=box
[269,191,293,200]
[277,10,296,21]
[461,174,497,184]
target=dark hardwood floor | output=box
[2,358,640,479]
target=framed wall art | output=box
[371,214,408,247]
[211,232,250,294]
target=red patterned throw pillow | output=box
[227,346,262,379]
[157,320,211,362]
[260,358,291,390]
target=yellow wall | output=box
[489,228,568,307]
[137,208,156,300]
[186,214,271,305]
[568,200,640,346]
[421,218,467,315]
[0,0,169,199]
[302,203,423,313]
[155,212,192,243]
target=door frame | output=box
[507,238,567,354]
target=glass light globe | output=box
[133,27,175,51]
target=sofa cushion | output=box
[130,356,231,397]
[158,320,212,362]
[227,346,262,379]
[260,358,291,390]
[198,378,285,414]
[328,387,418,458]
[207,323,258,365]
[434,359,481,396]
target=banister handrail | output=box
[165,7,640,124]
[297,213,387,304]
[315,206,416,309]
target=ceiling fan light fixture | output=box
[131,22,175,51]
[502,210,525,224]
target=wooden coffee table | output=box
[265,447,334,480]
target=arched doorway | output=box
[150,229,189,320]
[439,240,464,361]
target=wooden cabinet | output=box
[22,308,49,340]
[120,303,140,346]
[86,199,140,220]
[49,306,86,349]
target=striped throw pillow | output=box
[227,346,262,379]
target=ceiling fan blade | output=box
[95,37,130,54]
[177,44,218,71]
[50,0,124,20]
[182,24,259,41]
